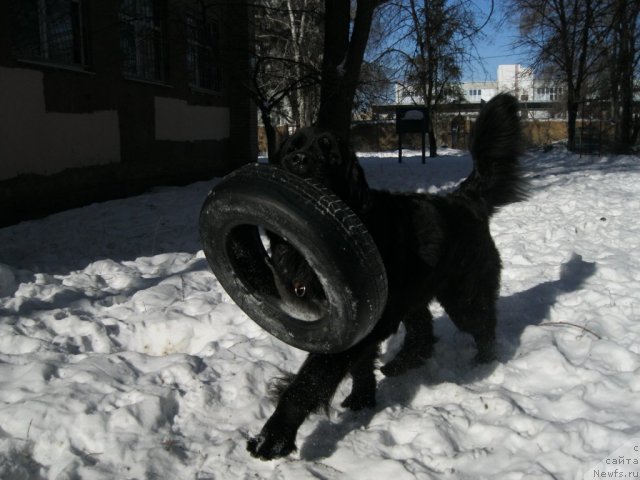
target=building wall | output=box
[459,65,565,119]
[462,82,497,103]
[397,65,541,105]
[0,0,256,225]
[0,66,121,180]
[496,64,519,92]
[497,64,535,100]
[154,97,230,142]
[0,1,256,178]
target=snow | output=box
[1,147,639,479]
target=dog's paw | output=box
[247,431,296,461]
[474,344,496,364]
[381,341,435,377]
[381,352,426,377]
[341,391,376,411]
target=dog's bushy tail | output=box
[458,93,528,215]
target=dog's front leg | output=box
[247,350,354,460]
[341,343,379,410]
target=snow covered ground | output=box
[0,148,639,480]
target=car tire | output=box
[199,163,388,353]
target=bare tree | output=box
[605,0,640,152]
[370,0,488,157]
[392,0,482,156]
[249,1,324,158]
[282,0,324,127]
[317,0,390,143]
[352,3,406,115]
[254,0,395,151]
[220,0,391,155]
[511,0,610,151]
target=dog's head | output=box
[272,127,371,213]
[265,232,327,319]
[275,127,342,179]
[266,127,371,312]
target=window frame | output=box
[11,0,90,68]
[186,10,222,93]
[119,0,168,83]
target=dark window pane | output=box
[46,0,74,63]
[10,0,88,66]
[186,12,221,91]
[119,0,166,81]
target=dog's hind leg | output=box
[381,304,436,377]
[439,294,497,364]
[247,344,369,460]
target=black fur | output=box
[247,93,527,460]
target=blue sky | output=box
[462,0,528,81]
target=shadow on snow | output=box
[299,253,596,461]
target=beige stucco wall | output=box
[0,66,120,181]
[154,96,229,142]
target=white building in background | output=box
[461,64,564,105]
[461,82,497,103]
[396,64,564,114]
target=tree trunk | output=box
[631,117,640,145]
[261,108,278,160]
[567,100,579,152]
[317,0,378,143]
[290,89,302,128]
[427,111,437,157]
[617,72,633,153]
[317,1,350,137]
[286,0,307,129]
[428,129,437,157]
[613,0,638,153]
[565,82,579,152]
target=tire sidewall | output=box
[200,164,386,353]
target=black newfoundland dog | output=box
[247,93,527,460]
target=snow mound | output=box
[0,148,639,479]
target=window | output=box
[186,12,222,91]
[10,0,88,66]
[549,87,563,101]
[120,0,167,81]
[537,86,562,101]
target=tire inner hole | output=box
[226,224,329,322]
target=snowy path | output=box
[0,149,639,479]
